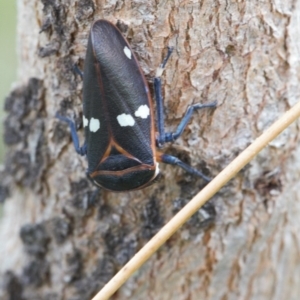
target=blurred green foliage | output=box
[0,1,17,162]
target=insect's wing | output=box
[82,26,109,172]
[83,20,155,173]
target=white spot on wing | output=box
[83,115,89,127]
[134,105,150,119]
[123,46,132,59]
[117,113,135,127]
[89,117,100,132]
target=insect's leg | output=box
[154,47,217,146]
[56,113,87,156]
[154,47,173,147]
[73,64,84,79]
[158,153,211,182]
[164,101,217,143]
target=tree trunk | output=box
[1,1,300,299]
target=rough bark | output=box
[1,0,300,299]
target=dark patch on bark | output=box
[22,259,50,287]
[75,0,95,22]
[65,249,83,283]
[171,175,217,235]
[0,184,9,203]
[59,97,75,110]
[116,19,129,33]
[3,78,47,189]
[254,169,282,209]
[71,179,89,195]
[5,145,45,187]
[70,188,101,211]
[140,197,164,239]
[103,226,137,266]
[40,0,67,37]
[4,78,45,145]
[39,1,75,61]
[90,256,115,289]
[52,121,71,144]
[72,256,115,300]
[56,56,79,90]
[3,271,24,300]
[97,202,112,220]
[225,44,236,56]
[49,217,71,244]
[38,40,60,57]
[43,292,60,300]
[87,189,102,207]
[62,187,101,228]
[254,170,282,196]
[20,223,50,257]
[41,0,57,8]
[179,176,207,195]
[40,17,52,33]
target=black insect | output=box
[57,19,216,191]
